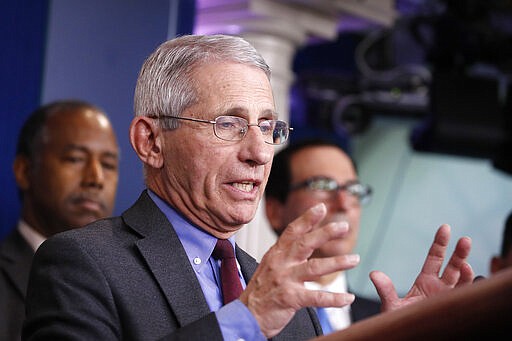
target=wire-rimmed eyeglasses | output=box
[148,115,293,145]
[289,176,373,205]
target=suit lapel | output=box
[123,191,211,327]
[235,245,258,283]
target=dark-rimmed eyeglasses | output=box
[148,115,293,145]
[289,176,373,205]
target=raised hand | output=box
[370,224,473,312]
[239,203,360,337]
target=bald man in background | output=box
[0,100,119,341]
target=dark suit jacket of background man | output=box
[23,191,322,340]
[0,229,34,340]
[351,295,381,322]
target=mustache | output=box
[69,193,108,212]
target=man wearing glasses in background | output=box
[265,138,380,334]
[24,35,474,340]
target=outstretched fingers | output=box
[279,203,327,243]
[420,224,451,276]
[457,262,474,286]
[441,236,473,287]
[296,254,360,283]
[240,203,360,337]
[277,205,350,263]
[368,224,474,314]
[305,290,355,309]
[370,271,399,311]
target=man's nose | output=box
[81,157,104,189]
[332,189,356,210]
[239,124,273,166]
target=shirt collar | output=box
[147,189,236,272]
[18,220,46,252]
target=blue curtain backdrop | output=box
[0,1,49,239]
[0,0,195,240]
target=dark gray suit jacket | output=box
[0,228,34,341]
[23,191,321,340]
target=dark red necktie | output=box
[212,239,243,305]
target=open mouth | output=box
[232,181,255,192]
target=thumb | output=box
[370,270,398,311]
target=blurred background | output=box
[1,0,511,298]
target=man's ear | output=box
[129,116,164,169]
[13,155,31,191]
[264,196,286,236]
[490,256,504,274]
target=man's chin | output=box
[225,203,258,226]
[66,213,104,229]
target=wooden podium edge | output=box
[314,268,512,340]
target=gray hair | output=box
[133,34,271,129]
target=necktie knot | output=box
[212,239,235,260]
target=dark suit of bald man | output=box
[1,229,34,341]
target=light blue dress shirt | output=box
[148,190,265,340]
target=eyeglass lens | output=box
[302,177,372,204]
[213,116,289,145]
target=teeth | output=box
[233,182,254,192]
